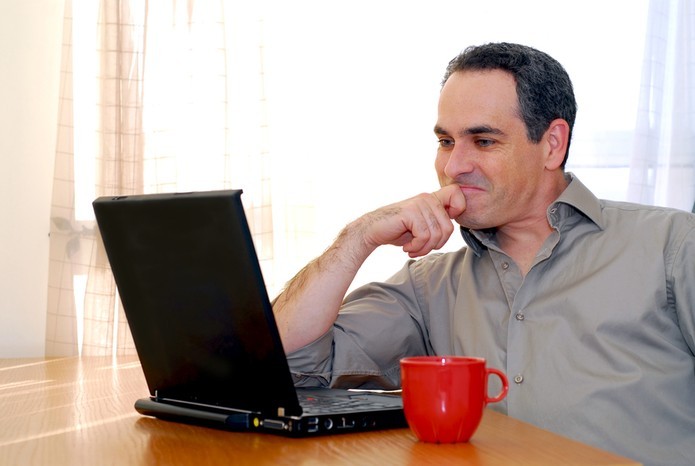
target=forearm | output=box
[273,221,375,353]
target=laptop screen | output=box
[93,190,302,417]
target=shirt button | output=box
[515,312,525,321]
[514,374,524,384]
[501,262,510,270]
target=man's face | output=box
[434,70,549,231]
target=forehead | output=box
[437,70,522,131]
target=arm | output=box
[672,217,695,356]
[272,185,466,353]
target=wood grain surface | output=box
[0,357,640,465]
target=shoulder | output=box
[598,199,695,233]
[597,200,695,268]
[559,174,695,237]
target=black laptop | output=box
[92,190,405,436]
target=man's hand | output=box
[357,184,467,257]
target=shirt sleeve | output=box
[285,258,433,390]
[670,214,695,356]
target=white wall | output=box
[0,0,65,357]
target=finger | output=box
[402,212,439,256]
[427,193,456,249]
[433,185,467,219]
[402,196,454,256]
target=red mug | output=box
[400,356,508,443]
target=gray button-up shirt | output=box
[287,175,695,466]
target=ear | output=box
[544,119,570,170]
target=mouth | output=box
[459,184,486,194]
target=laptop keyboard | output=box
[297,390,402,415]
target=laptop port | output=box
[337,417,355,429]
[262,419,286,431]
[306,417,320,433]
[323,418,334,430]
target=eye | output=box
[475,138,495,148]
[438,138,454,149]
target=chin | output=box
[456,214,491,231]
[455,216,477,230]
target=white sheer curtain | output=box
[629,0,695,212]
[46,0,273,356]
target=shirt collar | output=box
[552,172,605,230]
[459,173,604,255]
[460,227,486,256]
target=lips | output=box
[459,184,485,193]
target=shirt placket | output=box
[488,250,526,414]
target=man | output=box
[272,43,695,466]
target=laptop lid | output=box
[93,190,303,417]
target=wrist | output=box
[334,218,378,269]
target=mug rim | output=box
[400,355,486,366]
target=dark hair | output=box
[443,43,577,167]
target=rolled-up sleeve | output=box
[286,258,434,390]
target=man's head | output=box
[434,43,574,232]
[443,42,577,167]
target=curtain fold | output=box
[629,0,695,211]
[82,0,147,356]
[46,0,149,356]
[46,0,81,356]
[46,0,272,356]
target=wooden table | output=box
[0,357,640,465]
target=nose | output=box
[442,145,474,180]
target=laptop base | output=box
[135,398,407,437]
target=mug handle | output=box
[485,367,509,403]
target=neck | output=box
[496,172,569,276]
[496,221,553,276]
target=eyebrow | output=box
[434,125,505,137]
